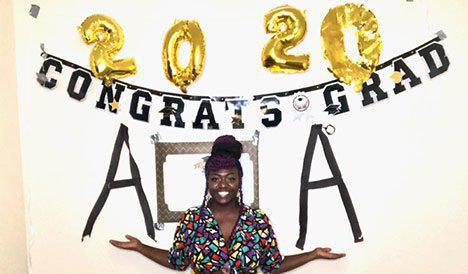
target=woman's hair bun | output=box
[211,135,243,160]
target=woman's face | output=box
[207,167,240,205]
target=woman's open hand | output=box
[310,247,346,260]
[278,247,346,272]
[109,235,173,269]
[109,235,142,251]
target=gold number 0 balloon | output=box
[262,5,310,73]
[162,20,206,93]
[321,3,382,91]
[78,14,137,87]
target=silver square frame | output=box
[155,140,259,223]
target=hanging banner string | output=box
[40,33,443,102]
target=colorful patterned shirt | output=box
[167,205,283,273]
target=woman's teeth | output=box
[218,191,229,198]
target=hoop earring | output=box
[205,192,212,204]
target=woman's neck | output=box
[208,199,241,214]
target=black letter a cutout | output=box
[296,124,363,250]
[82,124,155,241]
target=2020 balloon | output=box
[78,3,382,93]
[321,3,382,91]
[162,20,206,94]
[78,14,137,87]
[262,5,310,73]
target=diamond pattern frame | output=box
[155,140,259,223]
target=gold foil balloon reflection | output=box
[78,14,137,87]
[321,3,382,91]
[262,5,310,73]
[162,20,206,93]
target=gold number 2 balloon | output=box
[321,3,382,91]
[262,5,310,73]
[78,14,137,87]
[162,20,206,93]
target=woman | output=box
[110,135,345,273]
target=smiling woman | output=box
[109,135,345,273]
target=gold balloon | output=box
[321,3,382,91]
[262,5,309,73]
[78,14,137,87]
[162,20,206,93]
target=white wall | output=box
[0,0,28,273]
[5,0,468,273]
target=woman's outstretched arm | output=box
[276,247,345,273]
[109,235,174,269]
